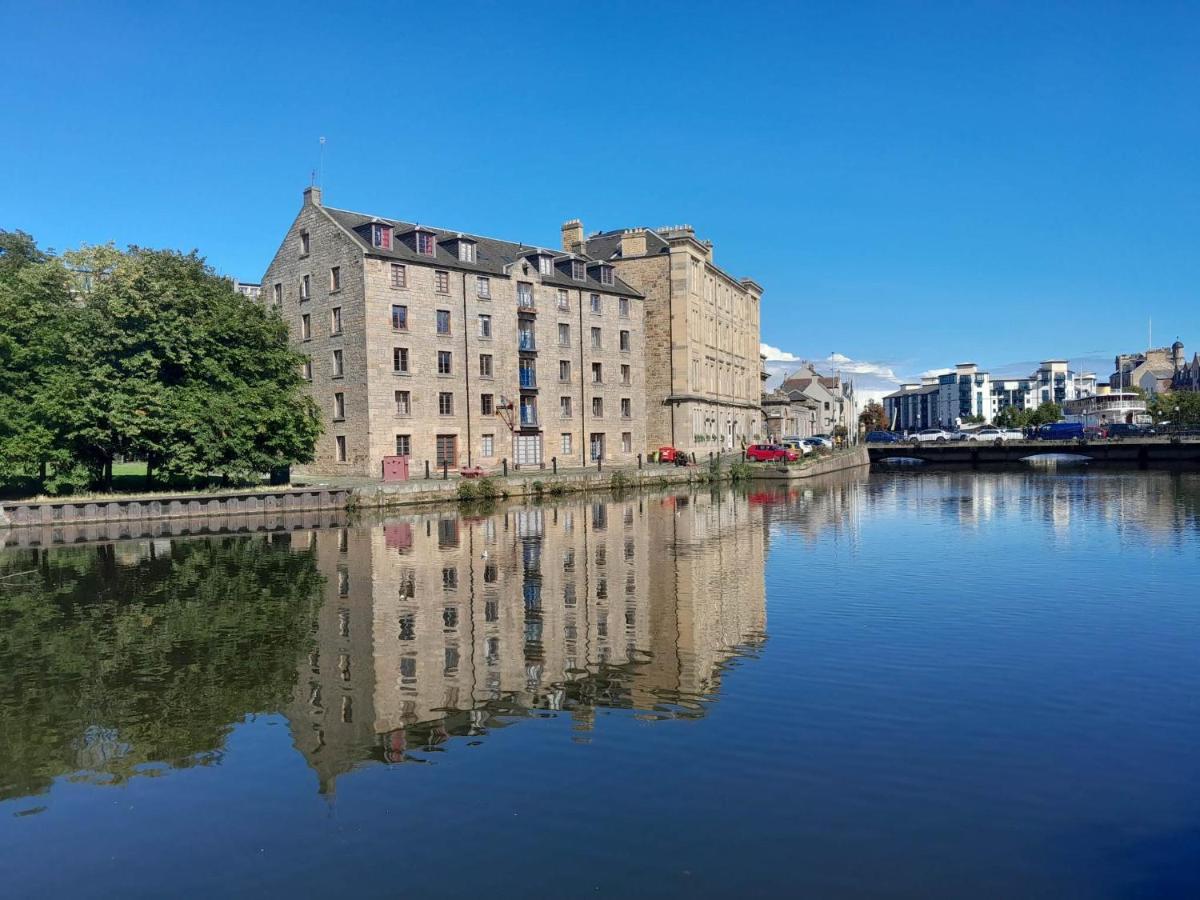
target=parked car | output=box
[865,431,903,444]
[910,428,953,444]
[1106,423,1156,439]
[1083,425,1109,440]
[1036,422,1085,441]
[780,438,814,456]
[746,444,798,462]
[800,437,831,452]
[967,426,1023,444]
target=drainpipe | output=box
[461,272,472,467]
[578,286,587,467]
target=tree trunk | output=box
[104,457,113,492]
[146,456,154,490]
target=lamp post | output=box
[1175,404,1180,437]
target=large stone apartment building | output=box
[571,221,764,453]
[262,188,647,477]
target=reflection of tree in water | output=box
[0,535,323,801]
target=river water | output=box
[1,470,1198,897]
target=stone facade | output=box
[261,189,647,477]
[575,223,764,454]
[780,364,858,438]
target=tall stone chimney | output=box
[304,185,323,207]
[561,219,584,254]
[619,228,647,257]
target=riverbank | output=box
[0,448,870,533]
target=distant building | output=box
[761,388,819,441]
[232,280,261,301]
[1174,352,1200,392]
[1112,341,1186,395]
[779,364,857,439]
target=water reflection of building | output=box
[284,491,766,792]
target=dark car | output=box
[865,431,902,443]
[1036,422,1085,441]
[1106,423,1155,439]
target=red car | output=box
[746,443,798,462]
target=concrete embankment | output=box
[0,448,870,536]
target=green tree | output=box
[858,400,889,431]
[1029,401,1063,426]
[1147,391,1200,427]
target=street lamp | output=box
[1174,404,1180,437]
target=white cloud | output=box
[920,367,954,378]
[759,342,801,362]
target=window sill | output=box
[331,375,344,380]
[390,285,409,291]
[330,289,342,296]
[331,331,343,338]
[394,371,412,377]
[332,417,345,424]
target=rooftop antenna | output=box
[318,136,326,187]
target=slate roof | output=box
[323,207,642,297]
[583,229,671,261]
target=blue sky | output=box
[3,0,1197,397]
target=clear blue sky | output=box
[3,0,1197,391]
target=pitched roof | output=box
[322,207,642,297]
[582,228,671,261]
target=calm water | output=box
[2,470,1199,897]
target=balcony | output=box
[518,332,536,351]
[517,291,536,311]
[519,409,539,428]
[519,369,537,389]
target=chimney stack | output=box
[561,219,584,254]
[619,228,647,257]
[304,185,323,207]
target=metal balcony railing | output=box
[520,410,539,427]
[519,370,537,389]
[518,333,536,351]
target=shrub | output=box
[548,481,566,495]
[477,477,499,500]
[729,461,752,481]
[610,471,632,492]
[456,480,479,502]
[531,480,545,495]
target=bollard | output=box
[425,460,430,480]
[691,452,697,465]
[552,456,557,475]
[442,461,448,480]
[637,453,642,470]
[502,458,508,477]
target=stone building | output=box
[261,188,647,477]
[1112,342,1186,394]
[780,364,858,438]
[571,222,763,454]
[761,388,820,441]
[283,490,767,789]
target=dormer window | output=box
[538,254,553,276]
[458,240,476,263]
[571,259,585,281]
[416,231,435,256]
[599,265,614,286]
[371,223,392,250]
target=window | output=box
[330,266,341,292]
[599,265,614,286]
[436,434,456,466]
[395,434,411,456]
[590,293,601,314]
[301,358,312,381]
[481,434,494,457]
[330,306,342,335]
[438,392,454,415]
[561,433,573,454]
[478,314,491,338]
[589,433,604,461]
[272,282,282,305]
[392,390,410,416]
[459,241,476,262]
[477,276,490,298]
[592,362,602,383]
[300,230,310,255]
[619,330,630,352]
[435,309,451,334]
[559,360,571,381]
[481,394,494,415]
[479,354,493,377]
[371,223,392,249]
[558,323,570,346]
[619,297,629,317]
[392,304,408,330]
[390,263,407,288]
[300,313,311,340]
[591,327,602,349]
[517,282,534,308]
[393,347,409,373]
[333,392,345,420]
[538,255,553,275]
[621,364,631,385]
[621,397,631,418]
[435,270,449,293]
[571,260,585,281]
[300,274,310,300]
[592,397,604,417]
[437,350,452,375]
[335,435,347,462]
[417,231,435,256]
[560,396,572,418]
[332,348,344,377]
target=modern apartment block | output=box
[884,360,1095,430]
[572,221,763,453]
[261,188,646,476]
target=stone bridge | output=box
[867,437,1200,468]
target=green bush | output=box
[477,477,499,500]
[729,461,752,481]
[456,480,479,502]
[610,471,632,492]
[531,480,545,494]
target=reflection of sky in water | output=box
[1,472,1198,897]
